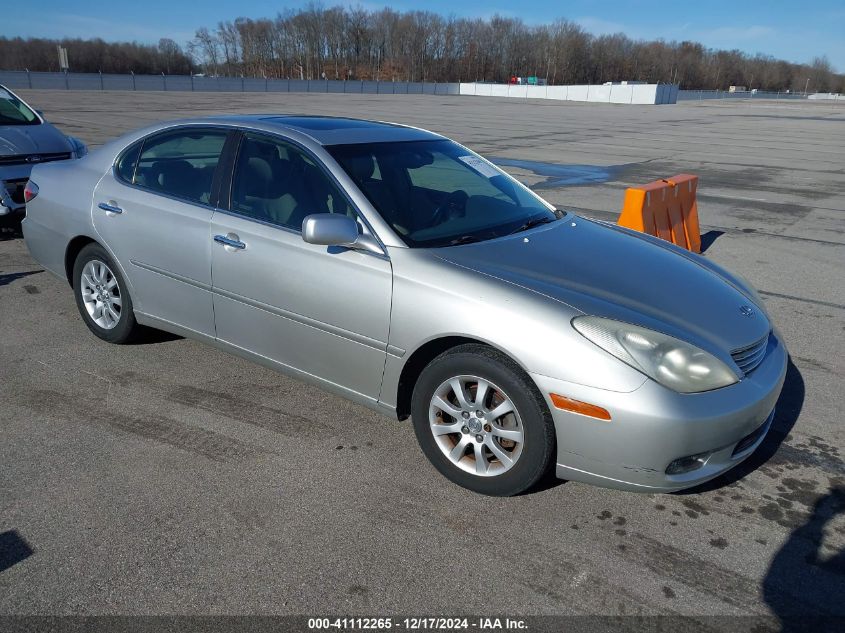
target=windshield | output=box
[328,139,557,247]
[0,87,40,126]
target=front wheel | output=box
[411,344,555,496]
[72,243,140,344]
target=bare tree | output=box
[191,28,219,75]
[158,38,183,74]
[809,56,833,92]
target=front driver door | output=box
[210,132,392,402]
[93,127,231,337]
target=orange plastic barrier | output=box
[617,174,701,253]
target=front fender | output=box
[379,248,647,410]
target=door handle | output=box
[98,202,123,214]
[213,234,246,250]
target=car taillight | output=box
[23,181,39,202]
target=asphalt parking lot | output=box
[1,91,843,621]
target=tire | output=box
[72,243,140,344]
[411,344,555,496]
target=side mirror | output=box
[302,214,359,246]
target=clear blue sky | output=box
[4,0,843,71]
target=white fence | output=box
[459,82,678,104]
[808,93,843,101]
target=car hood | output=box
[434,217,770,355]
[0,122,72,157]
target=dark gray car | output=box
[0,84,87,225]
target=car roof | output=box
[215,114,444,146]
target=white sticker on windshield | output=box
[458,155,500,179]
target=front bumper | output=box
[532,331,788,492]
[0,203,25,219]
[1,184,26,217]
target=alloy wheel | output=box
[80,259,122,330]
[429,375,524,477]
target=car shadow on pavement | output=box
[128,327,183,345]
[528,468,567,494]
[677,356,804,495]
[700,229,725,253]
[0,530,34,573]
[762,487,845,631]
[0,270,42,287]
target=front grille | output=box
[731,333,770,376]
[0,152,72,167]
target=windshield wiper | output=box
[448,235,484,246]
[508,215,555,235]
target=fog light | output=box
[666,452,710,475]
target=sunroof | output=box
[265,116,396,131]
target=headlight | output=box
[572,316,738,393]
[67,136,88,158]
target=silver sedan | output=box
[22,115,787,496]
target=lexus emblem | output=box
[739,305,754,317]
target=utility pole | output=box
[804,77,810,96]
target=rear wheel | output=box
[411,344,555,496]
[72,243,140,344]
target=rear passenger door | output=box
[93,127,231,337]
[209,132,392,402]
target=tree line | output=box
[0,37,194,76]
[2,5,842,93]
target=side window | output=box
[134,129,227,205]
[116,142,141,183]
[231,134,355,231]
